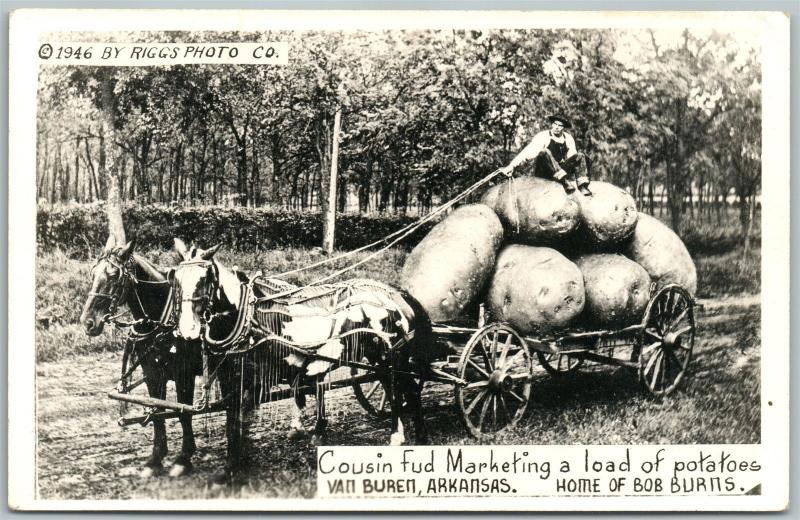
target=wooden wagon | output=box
[346,283,697,439]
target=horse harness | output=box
[91,252,175,336]
[89,252,177,394]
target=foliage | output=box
[37,28,760,243]
[37,202,435,255]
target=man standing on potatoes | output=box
[499,114,592,196]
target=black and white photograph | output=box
[7,9,789,510]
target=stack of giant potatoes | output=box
[401,177,697,334]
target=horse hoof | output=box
[389,432,406,446]
[169,463,191,478]
[140,465,162,479]
[310,434,326,447]
[288,428,305,441]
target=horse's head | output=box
[172,239,223,341]
[80,236,136,336]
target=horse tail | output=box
[396,289,434,361]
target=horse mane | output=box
[131,253,167,282]
[211,258,243,310]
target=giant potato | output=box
[401,204,503,322]
[487,245,585,334]
[481,177,580,244]
[576,181,638,244]
[574,254,651,327]
[623,212,698,295]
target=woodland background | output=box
[36,28,760,252]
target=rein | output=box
[174,259,254,352]
[94,254,174,338]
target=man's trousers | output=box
[531,149,590,187]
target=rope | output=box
[261,168,505,301]
[509,175,521,234]
[272,168,505,280]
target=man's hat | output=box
[547,114,572,129]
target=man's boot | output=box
[579,184,592,197]
[559,175,576,193]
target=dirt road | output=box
[35,296,761,500]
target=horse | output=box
[170,243,432,484]
[79,236,201,478]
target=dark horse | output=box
[79,236,201,478]
[171,243,432,484]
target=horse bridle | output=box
[89,253,135,319]
[173,259,221,325]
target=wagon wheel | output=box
[351,358,391,419]
[637,285,695,396]
[536,352,584,376]
[455,323,532,438]
[350,355,426,419]
[116,342,144,417]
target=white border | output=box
[8,9,790,511]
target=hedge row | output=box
[37,203,437,254]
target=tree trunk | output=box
[50,143,61,203]
[101,69,126,242]
[270,133,282,206]
[314,111,331,225]
[322,109,341,253]
[236,140,247,206]
[38,136,49,200]
[250,142,259,207]
[74,137,81,202]
[738,192,749,240]
[62,164,71,202]
[742,192,758,261]
[337,179,347,213]
[359,153,373,213]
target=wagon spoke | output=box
[644,347,661,377]
[378,390,387,412]
[666,347,685,371]
[465,380,489,390]
[672,325,694,338]
[477,394,492,432]
[669,290,680,316]
[656,298,666,330]
[467,358,491,380]
[491,332,499,369]
[642,341,661,358]
[670,307,690,328]
[465,389,487,416]
[649,351,665,391]
[667,289,677,315]
[499,394,512,422]
[478,343,494,372]
[492,394,498,431]
[507,389,525,404]
[659,292,674,331]
[364,381,381,400]
[645,328,662,341]
[498,334,512,369]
